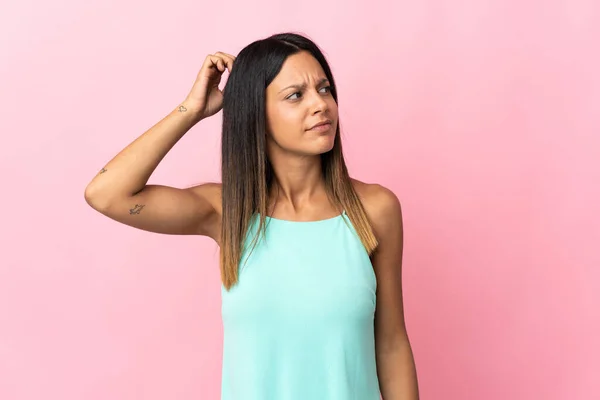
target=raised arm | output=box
[84,52,235,241]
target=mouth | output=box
[307,120,333,131]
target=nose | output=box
[308,89,328,114]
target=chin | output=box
[314,137,336,154]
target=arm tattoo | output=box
[178,105,187,112]
[129,204,145,215]
[99,168,107,174]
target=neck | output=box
[268,154,327,212]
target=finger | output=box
[215,51,236,61]
[222,57,233,72]
[209,55,225,72]
[214,52,235,71]
[200,54,218,74]
[216,57,226,72]
[214,55,233,73]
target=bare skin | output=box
[262,51,339,220]
[84,50,418,398]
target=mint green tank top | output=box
[220,210,381,400]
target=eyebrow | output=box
[278,78,330,94]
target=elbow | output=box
[84,183,112,212]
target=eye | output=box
[286,91,302,100]
[319,86,332,93]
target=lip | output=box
[307,120,333,130]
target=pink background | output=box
[1,0,598,399]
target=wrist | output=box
[176,100,204,124]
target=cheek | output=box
[282,107,303,126]
[269,106,304,136]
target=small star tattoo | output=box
[129,204,145,215]
[178,105,187,112]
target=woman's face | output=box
[265,51,339,156]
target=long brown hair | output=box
[220,32,378,290]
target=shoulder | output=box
[350,178,402,238]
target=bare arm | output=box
[83,103,219,237]
[84,102,200,206]
[84,52,235,240]
[370,185,419,399]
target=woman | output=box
[85,32,419,400]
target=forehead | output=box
[270,51,327,86]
